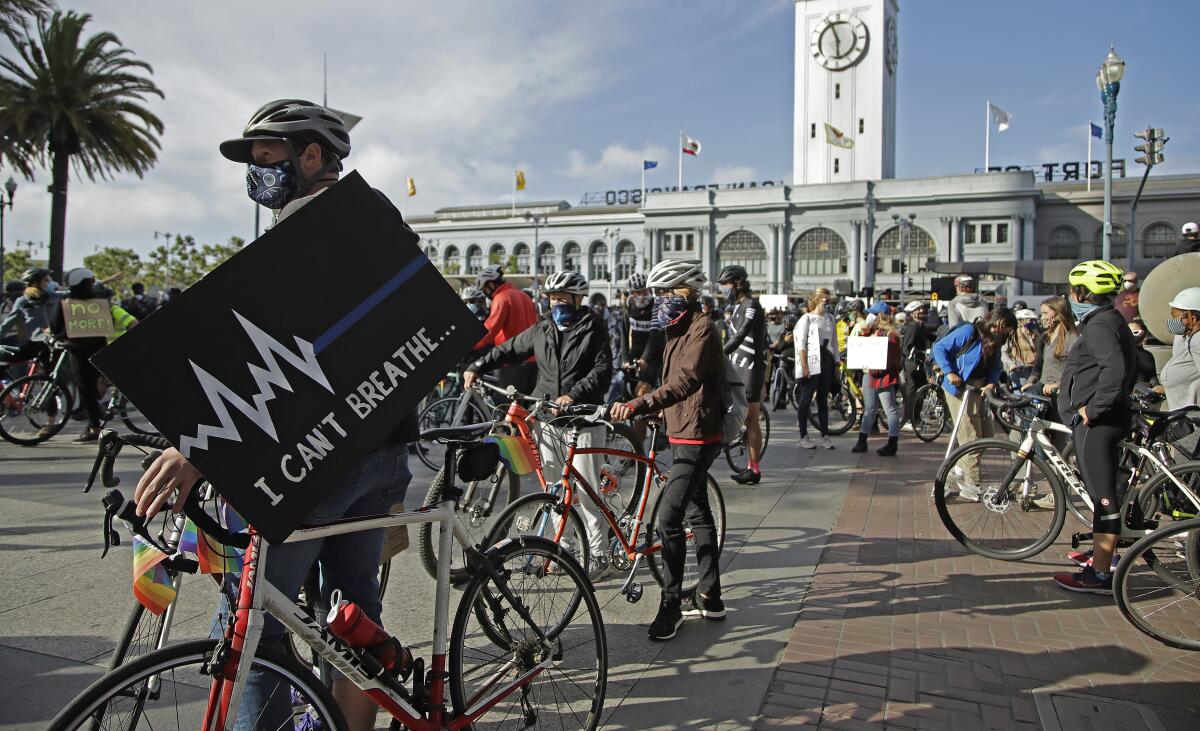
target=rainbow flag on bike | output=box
[132,536,176,616]
[178,518,243,575]
[484,434,537,475]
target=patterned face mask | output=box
[246,159,299,209]
[652,295,691,328]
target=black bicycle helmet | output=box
[220,99,352,164]
[717,264,748,284]
[21,267,49,285]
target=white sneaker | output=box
[820,436,835,449]
[957,483,982,502]
[951,465,965,481]
[799,437,817,449]
[1032,493,1056,510]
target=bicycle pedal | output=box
[624,583,643,603]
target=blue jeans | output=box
[860,382,900,438]
[213,443,412,730]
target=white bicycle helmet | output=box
[1168,287,1200,312]
[544,271,589,296]
[646,259,707,290]
[904,300,926,313]
[65,267,96,287]
[476,265,504,287]
[460,286,485,301]
[1183,222,1199,236]
[626,272,647,290]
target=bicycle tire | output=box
[1113,517,1200,651]
[646,475,726,595]
[1126,459,1200,532]
[415,396,488,471]
[483,492,592,573]
[933,438,1067,561]
[911,383,947,443]
[449,536,607,730]
[0,373,73,445]
[809,377,857,436]
[723,408,771,472]
[603,420,648,516]
[117,393,159,436]
[50,639,347,731]
[417,467,520,584]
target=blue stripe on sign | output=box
[314,255,430,353]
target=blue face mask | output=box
[551,303,579,327]
[653,295,691,328]
[719,285,734,300]
[246,159,300,209]
[1167,317,1188,336]
[1069,299,1098,321]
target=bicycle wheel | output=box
[416,396,488,471]
[117,393,158,436]
[0,373,73,445]
[49,639,346,731]
[108,599,171,671]
[810,379,856,436]
[1113,517,1200,651]
[418,467,521,583]
[723,408,770,472]
[933,438,1067,560]
[450,537,606,730]
[483,492,591,573]
[911,384,947,443]
[603,420,647,515]
[646,475,727,595]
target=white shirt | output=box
[793,311,836,377]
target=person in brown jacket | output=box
[610,259,726,641]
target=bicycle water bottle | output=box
[326,589,412,677]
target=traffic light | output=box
[900,262,909,274]
[1134,127,1167,167]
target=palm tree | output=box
[0,0,54,37]
[0,10,163,277]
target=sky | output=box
[4,0,1200,269]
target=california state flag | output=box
[681,134,701,156]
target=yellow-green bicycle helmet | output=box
[1068,259,1124,295]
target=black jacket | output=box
[724,295,766,367]
[469,309,612,403]
[1171,238,1200,258]
[1057,305,1136,426]
[901,321,938,363]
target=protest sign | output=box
[62,298,116,339]
[846,335,888,370]
[93,173,484,542]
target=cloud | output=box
[711,165,758,182]
[563,143,669,179]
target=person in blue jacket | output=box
[932,307,1017,501]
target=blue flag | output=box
[1090,122,1103,139]
[643,160,658,170]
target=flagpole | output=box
[678,131,683,190]
[1087,121,1093,192]
[641,164,646,207]
[984,99,990,172]
[512,174,516,217]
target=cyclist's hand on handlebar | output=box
[609,401,636,421]
[462,370,478,390]
[946,373,964,388]
[1042,383,1058,397]
[554,394,575,407]
[135,447,202,519]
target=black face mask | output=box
[246,159,300,209]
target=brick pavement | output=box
[755,436,1200,730]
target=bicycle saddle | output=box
[420,422,494,442]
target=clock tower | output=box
[793,0,899,185]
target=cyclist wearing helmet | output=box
[1173,221,1200,258]
[0,267,54,351]
[718,264,767,484]
[1053,260,1136,595]
[460,285,488,321]
[464,271,614,581]
[900,300,937,420]
[136,99,417,731]
[610,259,726,641]
[624,271,664,388]
[474,264,539,395]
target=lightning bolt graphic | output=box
[178,311,334,458]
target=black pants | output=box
[496,361,537,397]
[657,441,722,608]
[1073,420,1126,535]
[796,348,836,437]
[69,349,103,428]
[902,360,927,422]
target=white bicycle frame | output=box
[218,500,548,730]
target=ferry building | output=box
[410,0,1199,299]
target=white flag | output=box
[989,103,1011,132]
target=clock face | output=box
[811,11,869,71]
[885,17,898,73]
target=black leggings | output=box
[656,441,722,608]
[1073,421,1125,535]
[69,349,103,428]
[796,348,836,437]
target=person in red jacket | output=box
[475,265,538,394]
[850,314,903,456]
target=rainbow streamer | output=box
[132,537,176,616]
[485,435,537,476]
[179,517,243,575]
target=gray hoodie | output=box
[946,293,988,329]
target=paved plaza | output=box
[2,422,1198,729]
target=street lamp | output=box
[523,211,547,297]
[0,176,17,286]
[892,213,915,305]
[1096,45,1124,262]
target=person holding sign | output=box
[47,267,110,441]
[850,314,903,456]
[793,288,839,449]
[464,270,614,580]
[134,99,417,731]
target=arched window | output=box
[424,244,438,260]
[1141,222,1175,260]
[589,241,609,281]
[513,242,530,273]
[443,245,460,275]
[537,243,556,275]
[717,230,767,276]
[616,240,637,282]
[1047,226,1081,260]
[487,243,506,266]
[466,245,483,275]
[563,241,582,272]
[791,227,848,277]
[1092,224,1127,260]
[874,225,935,274]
